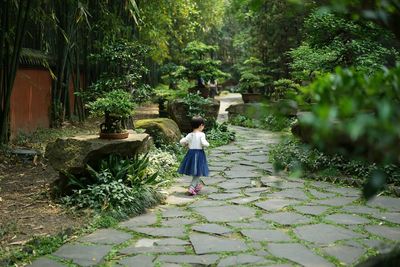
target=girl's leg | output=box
[190,176,200,189]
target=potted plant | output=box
[237,57,266,103]
[86,90,135,139]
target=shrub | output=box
[229,114,294,132]
[206,122,236,148]
[269,136,400,186]
[61,154,165,216]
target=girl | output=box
[178,116,210,195]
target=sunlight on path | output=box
[28,107,400,267]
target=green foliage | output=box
[62,154,164,214]
[85,39,153,103]
[182,41,230,81]
[269,136,400,186]
[0,231,68,267]
[206,122,236,148]
[181,93,213,119]
[230,114,295,132]
[237,57,268,93]
[297,64,400,197]
[290,10,399,80]
[86,90,135,118]
[272,79,301,100]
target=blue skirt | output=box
[178,149,209,177]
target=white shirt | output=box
[180,132,209,149]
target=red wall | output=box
[9,68,78,139]
[10,68,52,138]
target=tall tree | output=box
[0,0,32,144]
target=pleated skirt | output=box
[178,149,209,177]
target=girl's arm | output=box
[179,134,190,146]
[200,133,210,147]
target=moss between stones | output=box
[135,118,181,147]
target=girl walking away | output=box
[178,116,210,195]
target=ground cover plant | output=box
[230,114,295,132]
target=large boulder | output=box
[46,132,152,176]
[167,99,220,133]
[226,103,269,120]
[135,118,181,147]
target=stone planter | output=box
[167,99,220,133]
[241,93,263,103]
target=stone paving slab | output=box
[193,205,256,222]
[322,245,365,265]
[165,194,196,205]
[189,199,226,207]
[261,212,312,225]
[255,199,300,211]
[268,243,334,267]
[190,233,249,254]
[119,212,157,229]
[120,244,186,254]
[192,223,233,235]
[162,207,190,218]
[293,205,329,215]
[325,213,371,225]
[241,229,292,242]
[79,228,132,245]
[228,220,272,229]
[364,225,400,241]
[157,254,220,265]
[294,223,364,244]
[217,254,271,267]
[53,244,112,267]
[162,217,197,227]
[230,196,261,205]
[341,205,381,215]
[117,255,155,267]
[208,193,242,200]
[132,227,185,238]
[367,196,400,212]
[269,188,309,200]
[308,189,337,199]
[370,212,400,224]
[313,196,358,207]
[27,258,67,267]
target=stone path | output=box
[29,97,400,266]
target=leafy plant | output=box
[84,39,153,103]
[86,90,135,133]
[296,65,400,197]
[206,122,236,148]
[62,153,163,213]
[181,41,230,82]
[237,57,268,93]
[229,114,294,132]
[181,93,213,119]
[272,79,301,101]
[269,136,400,186]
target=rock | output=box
[45,132,152,193]
[226,103,269,120]
[46,133,151,174]
[167,98,220,133]
[134,118,181,147]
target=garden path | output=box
[29,95,400,267]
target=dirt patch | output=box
[0,155,88,250]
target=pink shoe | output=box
[188,186,197,196]
[195,183,203,193]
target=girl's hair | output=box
[191,116,205,129]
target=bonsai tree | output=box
[237,57,267,94]
[183,41,230,82]
[85,39,153,104]
[86,90,135,134]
